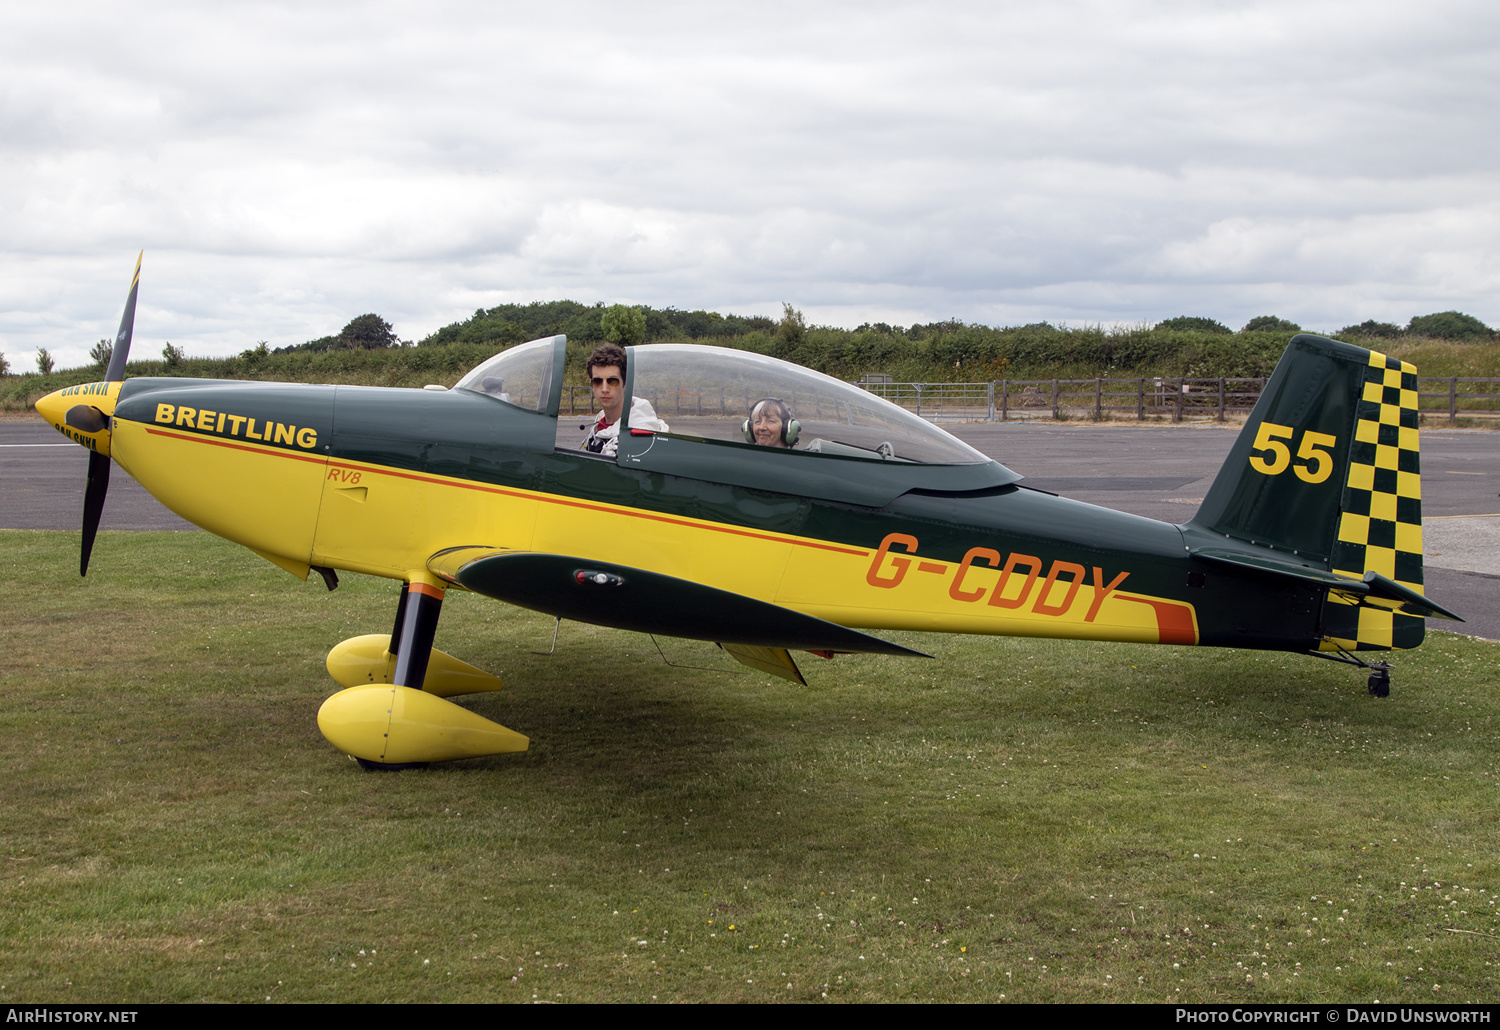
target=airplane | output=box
[35,255,1463,769]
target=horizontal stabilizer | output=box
[1359,572,1463,621]
[1193,549,1463,621]
[428,547,929,657]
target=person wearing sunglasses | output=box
[583,343,668,456]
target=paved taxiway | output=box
[4,417,1496,640]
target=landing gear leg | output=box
[391,581,444,691]
[356,580,445,772]
[320,576,526,768]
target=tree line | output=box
[1,302,1493,385]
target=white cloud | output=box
[1,0,1497,368]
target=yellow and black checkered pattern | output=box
[1321,349,1425,651]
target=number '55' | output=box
[1248,422,1337,484]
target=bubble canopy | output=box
[454,334,564,414]
[453,337,1018,502]
[623,344,990,466]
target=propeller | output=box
[78,251,141,576]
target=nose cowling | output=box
[35,381,123,457]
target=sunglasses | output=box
[590,376,622,387]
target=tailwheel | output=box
[1308,644,1393,698]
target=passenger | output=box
[744,397,799,448]
[583,343,668,456]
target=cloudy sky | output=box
[2,0,1496,368]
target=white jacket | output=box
[584,397,670,456]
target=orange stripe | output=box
[144,426,326,465]
[409,582,445,600]
[1116,596,1198,645]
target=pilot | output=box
[744,397,799,449]
[583,343,668,456]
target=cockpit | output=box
[455,336,1019,505]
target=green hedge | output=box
[6,317,1496,414]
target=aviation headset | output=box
[742,397,800,447]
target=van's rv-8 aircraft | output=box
[36,256,1462,769]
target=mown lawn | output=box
[2,530,1497,1003]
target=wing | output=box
[427,546,929,658]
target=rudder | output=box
[1323,347,1425,651]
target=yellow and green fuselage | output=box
[35,334,1451,766]
[36,337,1434,654]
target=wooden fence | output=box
[559,378,1499,425]
[858,377,1500,425]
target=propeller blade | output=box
[79,252,140,575]
[81,450,111,576]
[103,251,141,383]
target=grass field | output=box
[3,530,1498,1003]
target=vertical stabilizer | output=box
[1188,335,1425,650]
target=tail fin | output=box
[1189,334,1426,650]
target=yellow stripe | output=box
[121,420,1197,645]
